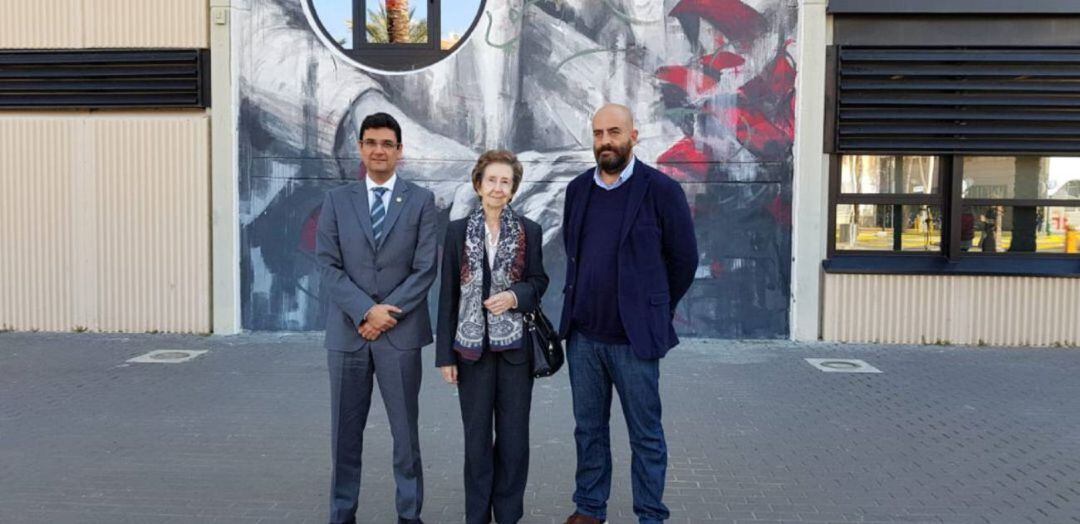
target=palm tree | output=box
[365,2,427,44]
[409,15,428,43]
[365,7,388,43]
[386,0,411,43]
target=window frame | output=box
[304,0,485,72]
[949,157,1080,258]
[824,22,1080,275]
[827,153,1080,273]
[352,0,440,51]
[828,154,952,257]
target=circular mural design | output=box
[304,0,486,73]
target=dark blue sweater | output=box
[571,182,631,344]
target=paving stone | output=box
[0,332,1078,522]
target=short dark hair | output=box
[471,149,524,194]
[359,112,402,144]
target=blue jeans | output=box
[567,332,669,524]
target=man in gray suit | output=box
[316,112,438,524]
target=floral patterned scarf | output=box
[453,206,527,361]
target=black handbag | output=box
[524,309,563,378]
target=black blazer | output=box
[436,214,549,367]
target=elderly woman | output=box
[436,149,549,524]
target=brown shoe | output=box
[564,513,603,524]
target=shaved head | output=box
[592,103,634,130]
[591,103,638,174]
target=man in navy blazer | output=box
[559,104,698,524]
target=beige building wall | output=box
[0,0,208,48]
[823,274,1080,346]
[790,0,831,341]
[0,119,77,331]
[0,113,211,333]
[0,1,220,333]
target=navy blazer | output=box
[559,160,698,360]
[436,214,549,367]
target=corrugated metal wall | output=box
[0,119,77,331]
[0,0,208,48]
[0,113,211,333]
[823,274,1080,346]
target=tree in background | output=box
[365,1,427,43]
[386,0,409,42]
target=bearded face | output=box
[594,138,634,173]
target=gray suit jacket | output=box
[316,178,438,351]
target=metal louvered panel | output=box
[0,50,209,109]
[835,47,1080,154]
[829,0,1080,14]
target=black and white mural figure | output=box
[238,0,797,338]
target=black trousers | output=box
[457,348,534,524]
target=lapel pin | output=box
[395,196,403,203]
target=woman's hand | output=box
[439,365,458,385]
[483,291,518,316]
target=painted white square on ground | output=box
[805,358,881,374]
[127,350,208,364]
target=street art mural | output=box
[237,0,797,338]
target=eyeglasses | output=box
[361,139,399,150]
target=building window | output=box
[305,0,485,72]
[352,0,435,49]
[822,16,1080,273]
[830,155,1080,258]
[958,156,1080,254]
[833,155,944,253]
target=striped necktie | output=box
[370,186,389,245]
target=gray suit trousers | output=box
[328,345,423,524]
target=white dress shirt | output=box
[483,217,517,309]
[485,224,499,269]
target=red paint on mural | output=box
[700,51,745,76]
[710,261,724,278]
[669,0,766,47]
[739,45,797,113]
[658,137,711,182]
[766,194,791,227]
[300,207,320,253]
[656,65,718,96]
[734,109,788,157]
[734,45,797,156]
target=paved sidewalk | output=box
[1,332,1078,524]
